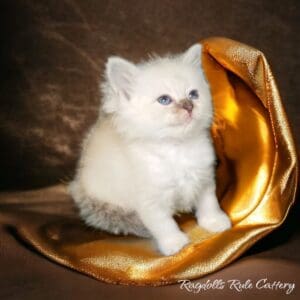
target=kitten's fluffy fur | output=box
[69,44,231,256]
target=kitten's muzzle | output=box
[179,99,194,114]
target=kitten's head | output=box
[101,44,213,139]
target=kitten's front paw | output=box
[197,210,231,233]
[157,232,189,256]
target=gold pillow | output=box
[5,37,298,285]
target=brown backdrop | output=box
[0,0,299,190]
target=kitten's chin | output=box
[183,114,194,124]
[113,113,205,141]
[163,118,201,139]
[175,110,196,125]
[175,113,196,128]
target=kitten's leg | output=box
[137,203,189,256]
[69,180,151,237]
[196,182,231,232]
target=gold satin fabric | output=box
[2,37,298,285]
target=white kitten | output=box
[69,44,231,256]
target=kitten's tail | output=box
[68,180,151,238]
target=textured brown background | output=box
[0,0,299,190]
[0,0,299,299]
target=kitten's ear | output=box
[182,44,202,67]
[106,56,138,100]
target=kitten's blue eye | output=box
[188,89,199,100]
[157,95,173,105]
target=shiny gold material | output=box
[3,37,298,285]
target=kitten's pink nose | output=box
[180,99,194,113]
